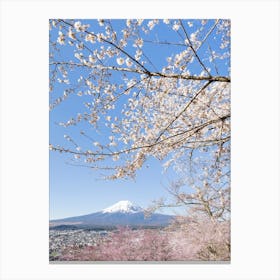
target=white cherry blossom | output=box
[116,57,124,65]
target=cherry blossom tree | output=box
[49,19,230,224]
[59,225,230,261]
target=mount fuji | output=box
[50,200,174,229]
[101,200,143,214]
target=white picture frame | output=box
[0,0,279,279]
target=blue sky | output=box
[49,19,229,219]
[50,152,177,219]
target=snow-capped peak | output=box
[102,200,142,214]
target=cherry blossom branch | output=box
[155,81,213,142]
[58,19,151,74]
[49,62,230,83]
[179,19,211,76]
[50,113,230,157]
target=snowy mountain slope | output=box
[102,200,142,214]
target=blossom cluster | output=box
[58,219,230,261]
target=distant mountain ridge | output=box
[50,200,174,228]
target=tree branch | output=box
[49,62,230,83]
